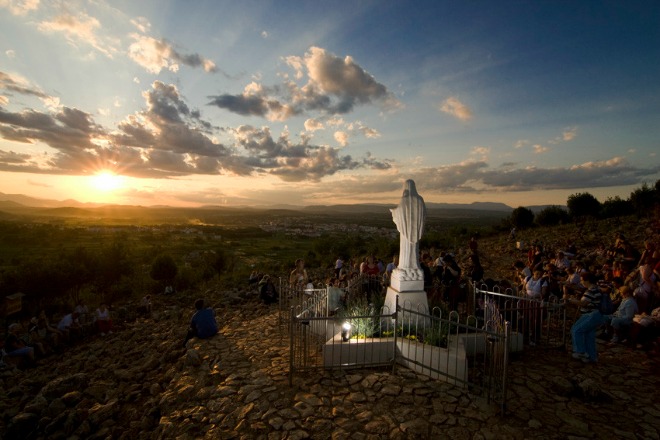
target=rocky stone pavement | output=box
[1,293,659,439]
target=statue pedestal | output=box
[384,286,429,318]
[389,268,424,292]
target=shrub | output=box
[535,205,570,226]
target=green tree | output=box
[567,192,601,219]
[601,196,633,218]
[535,205,570,226]
[629,183,656,217]
[510,207,535,229]
[150,254,178,283]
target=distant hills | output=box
[0,192,563,222]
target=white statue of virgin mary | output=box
[390,179,426,272]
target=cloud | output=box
[208,82,296,121]
[514,139,529,149]
[38,12,119,58]
[549,126,578,144]
[0,71,48,98]
[480,157,659,191]
[261,31,269,39]
[334,131,348,147]
[128,34,217,74]
[533,144,548,154]
[5,50,15,58]
[470,146,490,160]
[304,118,324,132]
[231,124,390,181]
[210,46,400,120]
[439,97,472,121]
[130,17,151,33]
[562,126,577,141]
[0,0,39,15]
[27,178,52,187]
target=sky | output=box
[0,0,659,208]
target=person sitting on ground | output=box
[183,299,218,347]
[612,259,626,279]
[25,317,47,357]
[96,303,113,336]
[248,270,260,285]
[565,272,604,363]
[57,311,81,342]
[3,323,35,368]
[513,260,532,291]
[543,263,562,299]
[138,295,152,316]
[563,262,586,297]
[38,310,62,348]
[564,240,577,258]
[628,255,658,314]
[74,300,95,336]
[259,275,279,305]
[554,251,571,274]
[604,286,638,343]
[525,268,548,300]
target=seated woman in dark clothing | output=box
[259,275,279,305]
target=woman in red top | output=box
[361,255,380,276]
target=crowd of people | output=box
[1,300,114,368]
[252,230,659,363]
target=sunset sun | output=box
[91,171,124,192]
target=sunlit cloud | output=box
[37,12,119,59]
[211,46,400,120]
[130,16,151,33]
[0,0,39,16]
[334,131,348,147]
[533,144,548,154]
[0,96,8,105]
[261,30,269,39]
[304,118,323,132]
[27,178,51,187]
[514,139,529,149]
[128,34,217,74]
[5,50,15,58]
[439,97,472,121]
[471,146,490,156]
[562,126,577,141]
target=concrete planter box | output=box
[322,334,395,367]
[396,338,467,386]
[322,330,523,385]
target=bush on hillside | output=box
[535,205,570,226]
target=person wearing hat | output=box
[3,323,35,367]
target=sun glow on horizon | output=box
[90,171,125,192]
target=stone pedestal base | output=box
[384,287,429,316]
[389,268,424,292]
